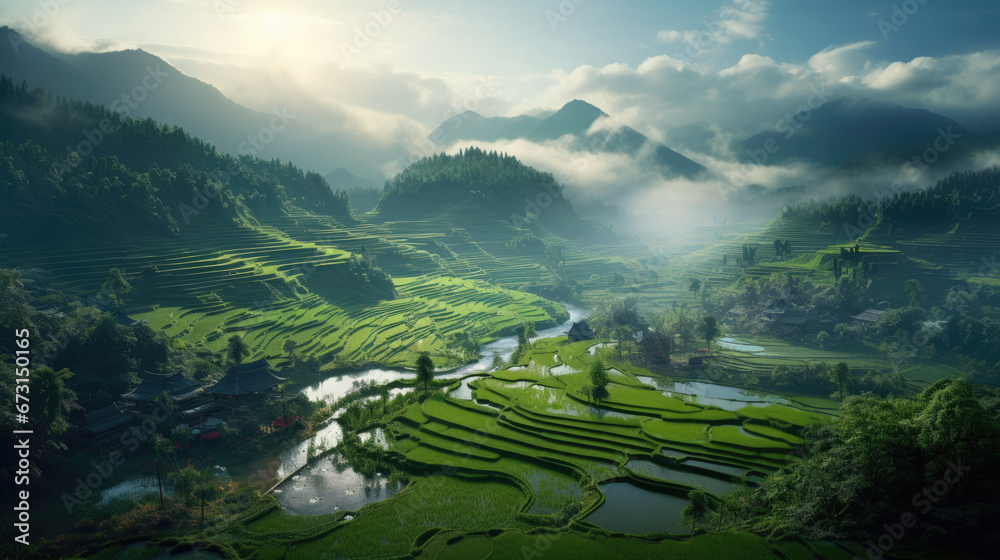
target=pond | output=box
[680,459,747,478]
[662,380,790,411]
[301,302,589,403]
[716,337,766,355]
[549,363,578,375]
[587,342,614,355]
[229,415,345,484]
[273,453,404,516]
[448,376,488,400]
[358,427,388,449]
[584,482,690,535]
[99,476,174,505]
[626,460,739,497]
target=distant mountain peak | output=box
[323,167,369,189]
[562,99,605,113]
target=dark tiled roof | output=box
[568,321,595,341]
[82,403,134,434]
[851,309,887,323]
[206,359,286,395]
[123,371,202,402]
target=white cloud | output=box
[655,0,771,50]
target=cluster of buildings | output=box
[80,359,292,453]
[729,298,886,330]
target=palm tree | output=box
[416,353,435,391]
[699,316,719,355]
[227,335,249,366]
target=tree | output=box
[590,274,601,286]
[171,427,193,467]
[590,296,647,338]
[153,390,177,433]
[416,353,435,391]
[31,365,76,439]
[681,490,712,532]
[611,325,633,360]
[689,279,702,295]
[742,277,759,307]
[491,351,504,371]
[816,331,830,349]
[588,358,610,409]
[516,322,537,348]
[831,362,853,400]
[379,385,391,415]
[545,244,565,269]
[168,466,201,507]
[643,330,672,364]
[282,339,297,361]
[699,316,719,354]
[100,267,133,311]
[903,279,926,308]
[227,335,249,366]
[152,435,173,506]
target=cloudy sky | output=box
[3,0,1000,216]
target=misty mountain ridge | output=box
[0,27,277,158]
[324,167,371,189]
[430,99,707,180]
[739,96,995,168]
[0,27,390,180]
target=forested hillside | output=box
[0,76,349,245]
[378,147,581,228]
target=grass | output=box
[736,404,834,428]
[710,426,794,451]
[481,530,782,559]
[282,474,532,559]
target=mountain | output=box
[0,27,282,162]
[739,97,981,167]
[0,78,349,245]
[429,99,706,179]
[430,112,545,145]
[0,28,401,179]
[377,147,594,235]
[324,168,370,190]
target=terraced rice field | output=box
[3,210,598,367]
[146,336,851,559]
[389,338,828,522]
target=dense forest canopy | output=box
[0,75,350,245]
[782,166,1000,229]
[377,147,578,226]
